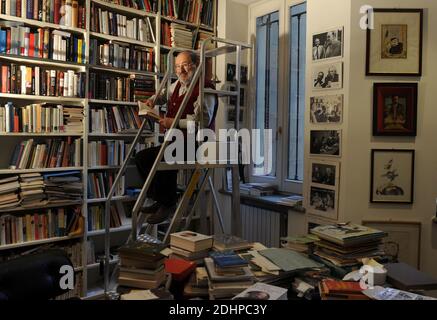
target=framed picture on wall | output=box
[310,130,342,157]
[370,149,415,204]
[229,85,245,107]
[241,65,248,84]
[373,83,418,136]
[362,220,421,268]
[226,63,236,82]
[310,160,340,188]
[310,94,343,124]
[312,27,344,61]
[366,9,423,76]
[312,61,343,90]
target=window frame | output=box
[249,0,307,194]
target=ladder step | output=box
[205,44,251,58]
[204,88,238,97]
[156,162,236,171]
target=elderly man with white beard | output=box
[135,51,218,224]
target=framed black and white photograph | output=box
[310,130,341,157]
[310,160,340,188]
[373,83,418,136]
[309,186,338,220]
[366,9,423,76]
[312,61,343,90]
[226,63,236,82]
[312,27,344,61]
[310,94,343,124]
[229,85,245,107]
[370,149,415,204]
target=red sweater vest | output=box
[167,80,216,128]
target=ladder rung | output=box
[156,162,236,171]
[204,88,238,97]
[205,45,237,57]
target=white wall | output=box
[299,0,437,277]
[344,0,437,277]
[214,0,250,234]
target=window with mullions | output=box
[254,11,279,177]
[288,3,306,182]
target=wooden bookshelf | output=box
[0,0,217,298]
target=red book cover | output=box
[164,259,196,282]
[6,29,11,54]
[323,280,363,294]
[61,139,70,167]
[54,0,61,24]
[29,33,35,57]
[34,214,39,240]
[13,109,19,133]
[144,0,151,12]
[17,0,22,17]
[38,28,44,58]
[1,66,8,93]
[100,142,107,166]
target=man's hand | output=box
[144,99,155,108]
[159,117,175,129]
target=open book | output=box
[138,101,161,122]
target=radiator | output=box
[241,204,282,247]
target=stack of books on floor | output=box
[19,173,46,207]
[205,251,255,299]
[310,223,387,268]
[0,176,21,210]
[319,279,369,300]
[280,234,319,255]
[170,231,213,264]
[212,233,253,252]
[183,267,209,298]
[118,241,167,289]
[43,171,83,203]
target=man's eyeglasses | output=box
[175,62,193,71]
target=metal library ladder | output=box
[102,37,252,294]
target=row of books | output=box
[89,106,141,134]
[87,203,129,231]
[98,0,157,12]
[87,140,126,167]
[89,39,154,72]
[0,207,82,246]
[161,0,213,26]
[8,137,82,169]
[88,72,154,102]
[90,4,155,43]
[87,171,125,199]
[0,0,86,28]
[0,103,83,133]
[161,22,192,49]
[0,27,86,63]
[0,64,86,97]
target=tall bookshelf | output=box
[0,0,217,299]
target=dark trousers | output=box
[135,146,177,207]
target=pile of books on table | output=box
[319,279,369,300]
[205,251,255,299]
[170,231,213,264]
[212,234,253,252]
[310,223,387,268]
[118,241,167,289]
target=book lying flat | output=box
[138,101,161,121]
[233,282,288,300]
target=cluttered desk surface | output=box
[113,223,437,301]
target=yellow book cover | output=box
[77,38,82,63]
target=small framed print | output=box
[229,86,245,107]
[373,83,418,136]
[370,149,415,204]
[310,130,341,157]
[366,9,423,76]
[310,94,343,124]
[308,186,338,221]
[226,63,236,82]
[241,66,248,84]
[312,27,344,61]
[310,160,340,188]
[312,61,343,91]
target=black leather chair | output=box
[0,249,75,300]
